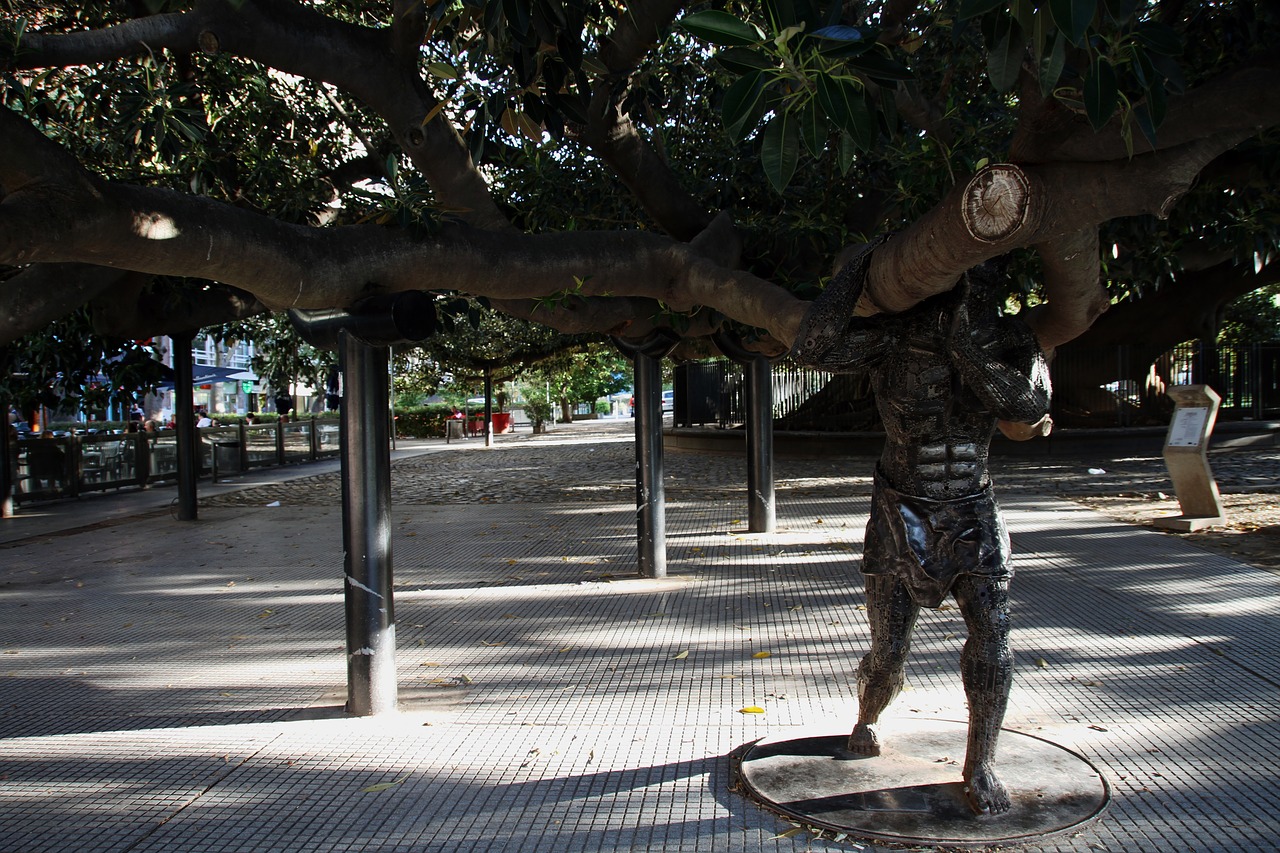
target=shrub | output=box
[393,404,457,437]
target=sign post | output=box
[1154,384,1226,531]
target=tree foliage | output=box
[0,305,168,417]
[1,0,1278,411]
[213,313,330,398]
[518,342,632,420]
[1219,283,1280,345]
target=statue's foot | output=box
[846,722,882,756]
[963,762,1012,815]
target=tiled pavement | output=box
[2,420,1278,852]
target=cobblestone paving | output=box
[204,419,1280,508]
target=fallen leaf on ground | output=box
[361,775,408,793]
[671,650,689,660]
[739,706,765,714]
[752,651,771,659]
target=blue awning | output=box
[156,366,257,390]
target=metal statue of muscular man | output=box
[790,242,1052,815]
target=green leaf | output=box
[1145,50,1186,93]
[845,51,915,84]
[1049,0,1094,47]
[800,98,825,159]
[1011,0,1035,31]
[714,47,773,75]
[1084,55,1118,131]
[987,14,1025,93]
[811,24,869,42]
[502,0,531,39]
[1135,21,1183,56]
[761,112,800,193]
[721,71,767,141]
[1102,0,1137,23]
[847,87,877,148]
[816,72,847,128]
[817,74,875,147]
[958,0,1006,20]
[361,774,409,793]
[679,10,763,47]
[815,31,879,60]
[1132,101,1158,149]
[1144,78,1167,128]
[427,62,459,80]
[1039,31,1067,98]
[483,0,503,35]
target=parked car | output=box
[627,391,675,414]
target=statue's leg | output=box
[848,572,919,755]
[953,575,1014,815]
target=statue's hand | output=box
[997,415,1053,441]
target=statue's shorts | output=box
[863,470,1012,608]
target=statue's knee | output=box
[861,644,909,678]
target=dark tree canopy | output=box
[1,0,1278,381]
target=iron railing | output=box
[674,342,1280,430]
[6,417,340,508]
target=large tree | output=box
[1,0,1278,378]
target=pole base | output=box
[1152,515,1226,531]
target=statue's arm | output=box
[789,306,895,372]
[787,238,897,372]
[949,309,1052,427]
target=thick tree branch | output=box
[89,277,267,339]
[1064,257,1280,351]
[1017,64,1280,163]
[0,264,127,344]
[860,132,1255,327]
[579,1,717,241]
[390,0,427,69]
[0,108,806,343]
[1023,229,1110,351]
[490,296,722,340]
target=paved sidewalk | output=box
[2,420,1278,852]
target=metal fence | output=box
[5,417,341,508]
[673,342,1280,431]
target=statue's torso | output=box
[873,322,997,501]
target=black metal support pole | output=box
[634,349,666,578]
[746,355,776,533]
[340,331,397,716]
[613,331,679,580]
[484,365,494,447]
[712,330,778,533]
[173,331,198,521]
[0,400,14,518]
[288,293,437,718]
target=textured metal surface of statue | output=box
[790,242,1052,815]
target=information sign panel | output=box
[1167,406,1209,448]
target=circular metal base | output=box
[736,720,1110,848]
